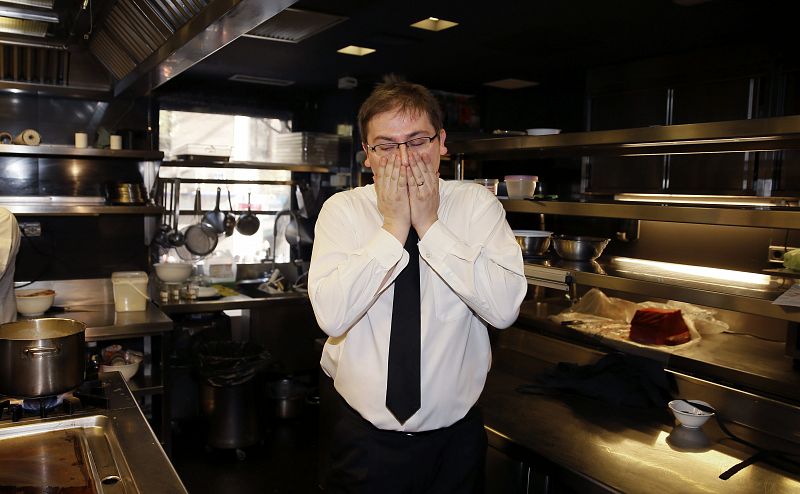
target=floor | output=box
[171,399,322,493]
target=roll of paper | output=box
[0,132,12,144]
[110,135,122,150]
[75,132,88,148]
[12,129,41,146]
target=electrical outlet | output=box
[768,245,799,264]
[18,222,42,237]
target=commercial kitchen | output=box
[1,0,800,492]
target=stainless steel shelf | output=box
[4,203,164,216]
[524,258,800,322]
[448,115,800,158]
[0,144,163,160]
[503,198,800,229]
[162,160,333,173]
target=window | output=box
[158,110,295,265]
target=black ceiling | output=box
[174,0,794,95]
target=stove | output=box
[0,379,111,422]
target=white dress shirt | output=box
[309,179,527,432]
[0,208,20,324]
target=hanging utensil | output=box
[224,189,237,237]
[167,178,185,247]
[203,187,227,235]
[153,179,171,247]
[236,192,260,236]
[184,188,218,257]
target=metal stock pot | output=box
[0,318,86,398]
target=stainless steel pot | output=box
[0,318,86,398]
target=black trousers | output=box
[324,393,487,494]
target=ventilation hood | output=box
[0,0,297,98]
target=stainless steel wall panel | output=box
[0,157,38,195]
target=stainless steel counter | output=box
[0,372,186,493]
[35,303,174,341]
[482,331,800,493]
[157,291,308,314]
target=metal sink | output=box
[0,415,136,493]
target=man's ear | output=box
[362,143,373,168]
[438,129,448,156]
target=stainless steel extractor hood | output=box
[90,0,297,97]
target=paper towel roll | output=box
[110,135,122,150]
[0,132,12,145]
[75,132,88,148]
[12,129,41,146]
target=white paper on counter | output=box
[772,284,800,307]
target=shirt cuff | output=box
[418,220,480,263]
[364,227,406,269]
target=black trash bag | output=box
[196,340,272,387]
[517,352,673,409]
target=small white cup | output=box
[74,132,88,148]
[110,135,122,150]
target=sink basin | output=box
[0,415,136,493]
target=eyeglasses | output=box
[366,134,439,156]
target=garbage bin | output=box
[197,341,271,454]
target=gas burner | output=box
[0,380,110,423]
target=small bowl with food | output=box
[100,349,144,382]
[668,400,715,428]
[15,289,56,316]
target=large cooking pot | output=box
[0,318,86,398]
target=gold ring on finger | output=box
[417,181,424,186]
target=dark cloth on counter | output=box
[325,392,486,494]
[517,352,673,409]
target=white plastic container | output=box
[111,271,149,312]
[505,175,538,199]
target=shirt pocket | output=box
[432,281,469,322]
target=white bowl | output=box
[100,361,140,381]
[154,262,193,283]
[526,128,561,136]
[668,400,715,428]
[15,289,55,316]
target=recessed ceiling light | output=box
[484,78,539,90]
[410,17,458,32]
[337,45,376,56]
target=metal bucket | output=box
[0,318,86,398]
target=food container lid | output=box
[504,175,538,181]
[111,271,148,282]
[513,230,552,237]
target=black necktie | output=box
[386,228,421,424]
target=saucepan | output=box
[0,318,86,398]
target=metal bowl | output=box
[513,230,552,257]
[552,235,610,261]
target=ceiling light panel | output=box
[337,45,375,56]
[229,74,295,86]
[0,17,48,36]
[410,17,458,32]
[484,78,539,90]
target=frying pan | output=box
[203,187,226,235]
[236,192,260,236]
[224,189,237,236]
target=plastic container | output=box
[474,178,499,195]
[111,271,149,312]
[505,175,538,199]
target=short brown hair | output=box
[358,76,443,144]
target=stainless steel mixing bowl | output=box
[513,230,552,257]
[552,235,610,261]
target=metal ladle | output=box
[236,192,260,236]
[167,179,185,247]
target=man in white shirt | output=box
[0,208,20,324]
[309,78,527,493]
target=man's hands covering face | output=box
[373,151,439,243]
